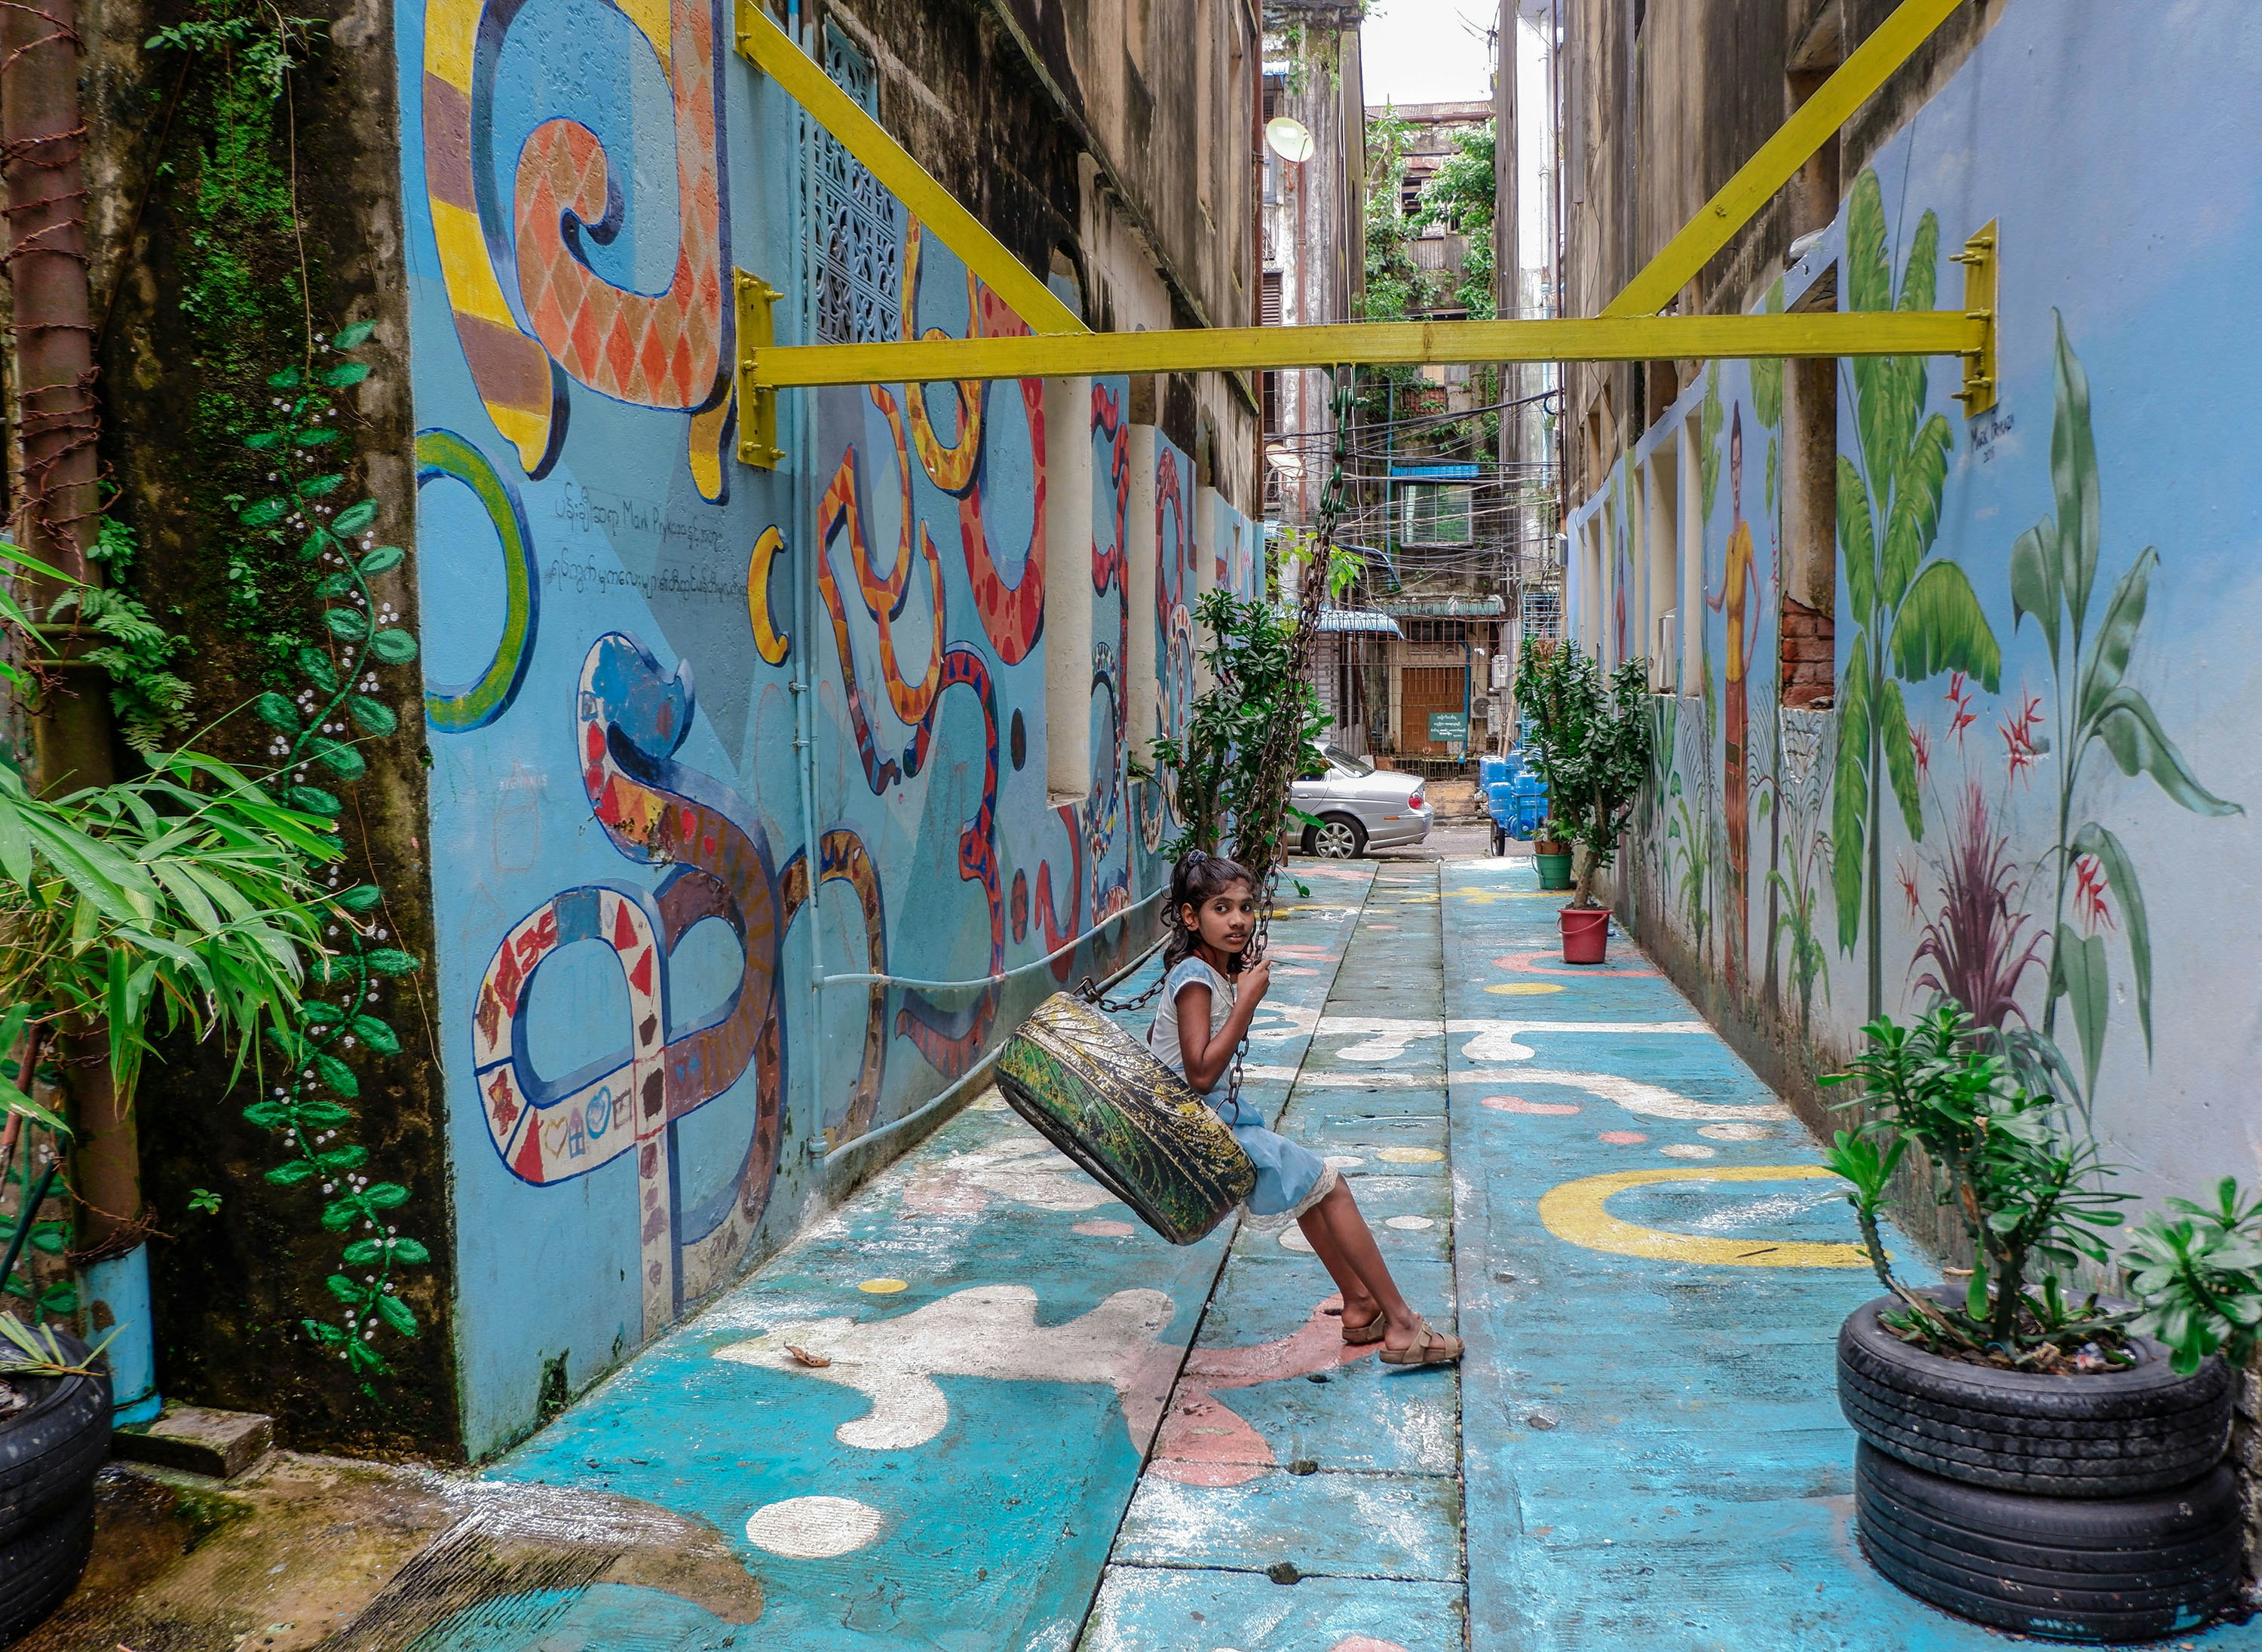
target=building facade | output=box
[1549,0,2262,1515]
[90,0,1264,1459]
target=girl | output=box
[1149,850,1460,1367]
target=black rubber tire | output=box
[1837,1295,2232,1497]
[995,993,1256,1246]
[1303,814,1366,860]
[0,1485,95,1644]
[0,1338,109,1546]
[1855,1443,2240,1643]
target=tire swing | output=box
[996,993,1254,1245]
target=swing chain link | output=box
[1075,372,1356,1120]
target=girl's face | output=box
[1183,880,1256,957]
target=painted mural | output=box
[397,5,1192,1453]
[1573,0,2260,1224]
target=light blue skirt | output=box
[1206,1092,1337,1219]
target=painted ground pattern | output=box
[428,856,2262,1650]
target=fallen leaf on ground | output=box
[785,1345,829,1368]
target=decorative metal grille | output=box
[799,24,902,346]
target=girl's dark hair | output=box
[1162,849,1256,971]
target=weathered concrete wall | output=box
[1567,0,2262,1332]
[86,0,461,1455]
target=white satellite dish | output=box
[1264,116,1315,164]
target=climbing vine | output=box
[134,4,431,1387]
[232,323,428,1378]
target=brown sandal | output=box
[1341,1310,1387,1346]
[1378,1322,1463,1366]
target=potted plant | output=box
[1823,1006,2248,1642]
[1530,818,1573,891]
[1512,641,1651,962]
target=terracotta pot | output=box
[1559,906,1611,964]
[1534,851,1574,890]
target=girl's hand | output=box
[1239,959,1271,1005]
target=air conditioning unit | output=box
[1655,610,1679,691]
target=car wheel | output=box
[1307,815,1366,859]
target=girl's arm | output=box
[1173,961,1271,1092]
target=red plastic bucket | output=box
[1559,907,1611,964]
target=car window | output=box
[1323,748,1376,777]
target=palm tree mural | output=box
[1831,170,2002,1019]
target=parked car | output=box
[1292,746,1432,858]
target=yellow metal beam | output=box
[733,2,1087,337]
[1600,0,1960,317]
[746,309,1981,388]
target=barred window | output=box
[802,25,903,346]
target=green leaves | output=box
[2049,313,2102,633]
[256,691,300,732]
[333,319,376,350]
[2077,547,2152,730]
[311,737,366,781]
[346,694,397,737]
[333,883,383,914]
[2069,823,2152,1055]
[2092,686,2239,815]
[366,948,421,976]
[299,647,339,693]
[1837,455,1876,627]
[2008,523,2061,665]
[1831,643,1871,955]
[1877,680,1923,841]
[1881,415,1951,611]
[368,629,418,665]
[357,544,402,576]
[333,499,378,535]
[324,607,369,642]
[1889,562,2001,691]
[2052,924,2110,1102]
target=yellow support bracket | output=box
[1951,219,1999,415]
[746,308,1982,389]
[734,1,1087,339]
[734,270,784,468]
[1601,0,1960,318]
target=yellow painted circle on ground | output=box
[1484,982,1567,995]
[857,1277,909,1294]
[1376,1147,1445,1164]
[1537,1164,1868,1267]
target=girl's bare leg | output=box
[1296,1180,1427,1351]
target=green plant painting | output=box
[1831,169,2002,1019]
[2009,317,2242,1107]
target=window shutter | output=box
[1261,270,1283,327]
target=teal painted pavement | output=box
[455,866,1375,1652]
[1084,861,1467,1652]
[1437,858,2262,1651]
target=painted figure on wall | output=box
[1707,406,1758,988]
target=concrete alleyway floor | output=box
[38,852,2262,1650]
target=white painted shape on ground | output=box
[1323,1154,1365,1169]
[1698,1121,1776,1141]
[922,1132,1117,1212]
[1385,1215,1436,1230]
[1278,1227,1316,1252]
[743,1495,884,1558]
[716,1284,1178,1450]
[1246,1063,1791,1123]
[1660,1143,1718,1159]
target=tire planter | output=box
[1838,1295,2232,1497]
[1534,848,1572,890]
[996,992,1256,1245]
[1840,1294,2240,1641]
[1558,907,1610,964]
[1856,1444,2239,1642]
[0,1338,108,1643]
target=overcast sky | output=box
[1361,0,1497,109]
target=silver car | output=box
[1292,746,1433,858]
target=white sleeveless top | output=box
[1147,957,1236,1097]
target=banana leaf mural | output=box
[2010,317,2243,1108]
[1831,168,2002,1018]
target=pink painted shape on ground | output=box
[1278,965,1319,976]
[900,1173,988,1215]
[1332,1640,1412,1652]
[1149,1295,1375,1487]
[1265,942,1336,960]
[1598,1130,1648,1144]
[1491,948,1657,979]
[1482,1095,1581,1115]
[1073,1219,1136,1237]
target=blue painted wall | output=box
[1568,0,2262,1228]
[398,2,1175,1455]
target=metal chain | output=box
[1073,372,1357,1121]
